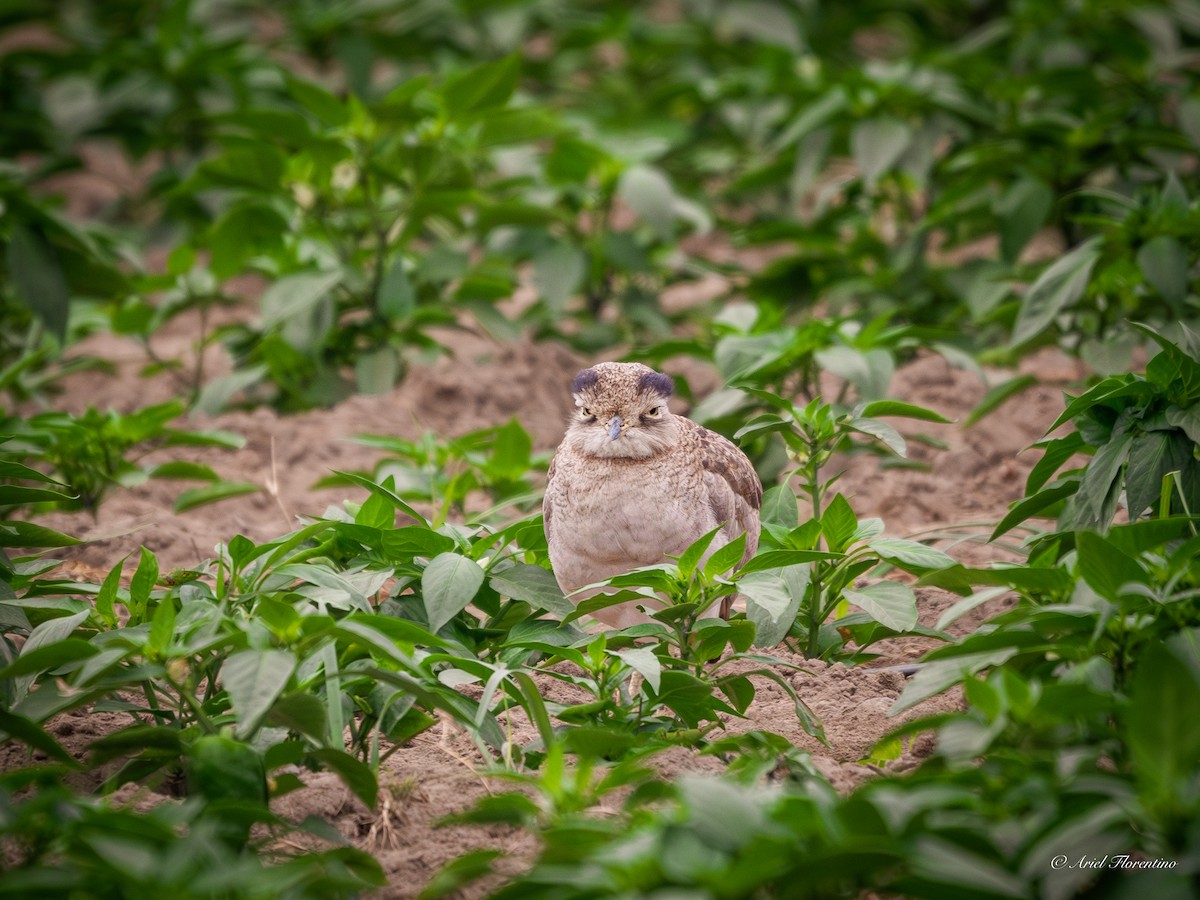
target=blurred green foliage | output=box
[1,0,1196,410]
[2,2,1200,898]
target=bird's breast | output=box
[545,451,717,591]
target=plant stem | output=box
[165,674,218,735]
[807,575,823,658]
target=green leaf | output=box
[355,491,394,530]
[477,107,558,147]
[1106,517,1197,556]
[94,557,123,626]
[741,565,808,648]
[533,242,585,315]
[128,547,159,623]
[769,87,847,153]
[148,461,220,481]
[0,485,77,505]
[868,538,956,572]
[422,553,485,633]
[677,528,721,579]
[378,258,415,320]
[848,417,906,456]
[919,563,1073,598]
[852,117,912,187]
[1072,429,1133,529]
[309,747,379,810]
[489,419,533,481]
[381,526,455,558]
[145,598,176,658]
[1133,321,1200,404]
[1048,374,1150,433]
[508,671,556,751]
[1126,640,1200,815]
[991,477,1079,540]
[997,177,1053,263]
[859,400,953,424]
[1137,235,1188,307]
[187,733,266,807]
[227,534,257,569]
[419,850,503,900]
[1075,531,1147,602]
[718,673,756,715]
[268,691,329,743]
[197,143,285,192]
[330,470,429,527]
[442,55,520,118]
[1026,432,1087,494]
[738,548,837,575]
[194,365,269,416]
[821,494,858,554]
[285,74,350,125]
[1166,404,1200,446]
[7,224,69,341]
[617,164,678,239]
[222,649,296,737]
[704,533,748,579]
[0,461,70,485]
[0,709,80,767]
[760,485,799,529]
[0,521,80,548]
[1010,237,1102,347]
[2,606,91,677]
[935,586,1011,631]
[1125,430,1195,521]
[649,670,716,729]
[909,837,1028,899]
[260,270,343,330]
[843,582,918,631]
[964,375,1039,427]
[209,202,288,279]
[892,648,1023,714]
[608,646,662,693]
[173,481,261,513]
[488,564,572,618]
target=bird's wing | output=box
[683,418,762,566]
[542,453,558,543]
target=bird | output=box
[543,361,762,629]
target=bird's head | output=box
[565,362,681,459]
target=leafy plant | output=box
[558,528,824,741]
[318,418,547,527]
[0,169,130,404]
[727,387,955,659]
[0,450,79,608]
[0,505,554,858]
[1008,174,1200,364]
[436,617,1200,900]
[736,389,953,522]
[913,516,1200,705]
[0,770,384,898]
[0,401,257,513]
[727,0,1200,359]
[994,322,1200,544]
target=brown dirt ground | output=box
[7,306,1084,897]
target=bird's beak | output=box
[608,415,623,441]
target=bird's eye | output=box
[646,406,662,417]
[579,406,592,418]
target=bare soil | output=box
[11,313,1083,897]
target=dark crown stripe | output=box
[571,368,599,393]
[638,370,675,397]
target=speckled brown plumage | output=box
[543,362,762,629]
